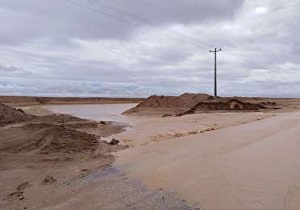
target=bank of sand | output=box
[0,105,196,210]
[114,111,300,210]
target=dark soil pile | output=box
[0,103,35,126]
[0,123,100,154]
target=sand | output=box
[124,93,278,116]
[0,123,101,154]
[21,106,54,116]
[114,111,300,210]
[0,104,35,126]
[0,104,197,210]
[2,97,300,209]
[124,93,300,116]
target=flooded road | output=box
[42,103,300,210]
[115,111,300,210]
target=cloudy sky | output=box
[0,0,299,97]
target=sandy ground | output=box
[0,105,197,210]
[114,111,300,210]
[2,101,300,209]
[0,153,196,210]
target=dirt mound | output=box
[125,93,267,116]
[23,106,54,116]
[178,93,215,105]
[0,123,100,154]
[0,103,35,126]
[136,93,212,109]
[34,114,85,124]
[179,99,266,115]
[32,114,99,129]
[0,103,91,128]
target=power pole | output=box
[209,48,222,97]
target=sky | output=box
[0,0,299,98]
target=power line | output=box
[88,0,205,47]
[87,0,153,26]
[65,0,204,48]
[65,0,141,27]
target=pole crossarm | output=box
[209,48,222,97]
[209,48,222,53]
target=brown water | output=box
[115,111,300,210]
[44,103,138,123]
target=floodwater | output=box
[115,111,300,210]
[44,103,138,123]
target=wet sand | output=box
[114,111,300,210]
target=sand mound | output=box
[0,103,35,126]
[34,114,85,124]
[0,103,91,127]
[136,93,212,109]
[32,114,99,129]
[179,99,265,116]
[23,106,54,116]
[125,93,267,116]
[0,123,100,154]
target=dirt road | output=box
[115,111,300,210]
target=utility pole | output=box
[209,48,222,97]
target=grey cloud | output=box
[0,0,300,97]
[0,77,151,97]
[0,0,244,46]
[0,64,32,76]
[0,64,20,72]
[108,0,244,24]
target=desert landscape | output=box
[2,0,299,209]
[1,94,300,210]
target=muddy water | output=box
[115,111,300,210]
[43,103,138,123]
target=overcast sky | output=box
[0,0,299,97]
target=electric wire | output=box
[65,0,204,48]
